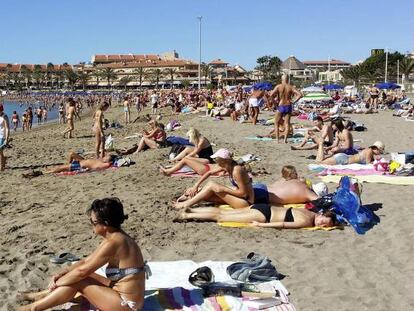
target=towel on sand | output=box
[319,174,414,185]
[66,261,296,311]
[217,205,342,231]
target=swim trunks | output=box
[70,161,82,172]
[252,183,269,204]
[249,98,259,108]
[343,148,358,155]
[278,105,292,115]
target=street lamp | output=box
[197,16,202,90]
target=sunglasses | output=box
[89,218,100,226]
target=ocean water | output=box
[2,100,60,124]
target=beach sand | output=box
[1,106,414,310]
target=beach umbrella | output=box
[301,92,331,101]
[375,82,401,90]
[302,86,323,93]
[252,82,273,91]
[324,84,343,90]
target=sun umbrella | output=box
[252,82,273,91]
[301,92,331,101]
[375,82,401,90]
[302,86,324,93]
[324,84,343,90]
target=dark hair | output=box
[331,118,344,132]
[87,197,128,229]
[315,116,323,122]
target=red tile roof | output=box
[209,58,228,65]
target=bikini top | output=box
[106,262,151,281]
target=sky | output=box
[0,0,413,69]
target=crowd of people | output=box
[1,74,407,310]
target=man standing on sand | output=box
[0,104,10,171]
[269,75,303,143]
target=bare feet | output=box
[159,166,169,176]
[17,289,49,302]
[172,201,189,210]
[173,209,189,222]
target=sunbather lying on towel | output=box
[172,148,268,210]
[317,141,384,165]
[267,166,320,204]
[175,204,335,229]
[18,198,146,311]
[44,151,116,174]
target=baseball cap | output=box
[371,141,385,153]
[210,148,233,160]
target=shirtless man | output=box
[123,96,131,124]
[269,75,303,143]
[291,116,334,150]
[267,165,319,205]
[44,151,115,174]
[248,88,265,125]
[62,98,81,139]
[325,119,357,156]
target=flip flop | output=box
[50,252,80,264]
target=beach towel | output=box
[244,136,309,144]
[319,174,414,185]
[308,163,374,173]
[317,168,382,176]
[68,261,296,311]
[217,205,342,231]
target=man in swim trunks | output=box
[248,88,265,125]
[269,74,303,143]
[44,152,116,174]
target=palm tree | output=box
[78,70,91,91]
[148,68,163,88]
[54,69,64,90]
[45,62,54,89]
[341,65,364,87]
[164,68,178,89]
[399,57,414,84]
[132,67,147,89]
[12,72,23,91]
[99,67,117,89]
[118,75,134,91]
[20,65,32,90]
[201,63,212,85]
[32,65,43,89]
[64,69,79,90]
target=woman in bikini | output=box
[93,102,110,158]
[18,198,146,311]
[172,149,268,210]
[175,203,335,229]
[170,128,214,162]
[317,141,384,165]
[123,96,131,124]
[62,98,81,139]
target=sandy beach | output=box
[1,106,414,311]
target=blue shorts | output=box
[278,105,292,115]
[334,153,350,165]
[344,148,358,155]
[252,183,269,204]
[70,161,82,172]
[0,138,5,150]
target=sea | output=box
[2,100,60,125]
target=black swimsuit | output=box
[251,204,272,222]
[199,145,214,163]
[284,208,295,222]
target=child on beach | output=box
[11,111,19,131]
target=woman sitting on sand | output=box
[117,120,167,155]
[170,128,214,162]
[175,204,335,229]
[317,141,384,165]
[18,198,147,311]
[172,148,268,210]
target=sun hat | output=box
[371,141,385,153]
[210,148,233,160]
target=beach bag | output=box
[105,134,114,150]
[227,252,284,282]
